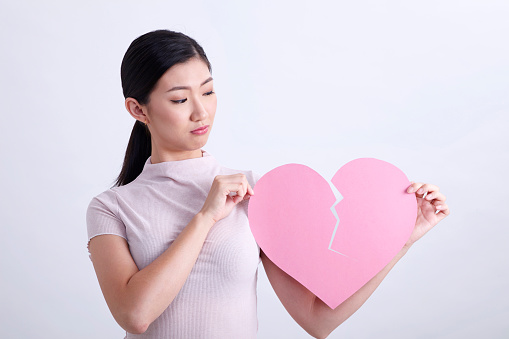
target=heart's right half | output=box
[248,158,417,309]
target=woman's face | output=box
[143,57,216,158]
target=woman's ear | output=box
[125,97,149,124]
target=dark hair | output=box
[112,29,212,187]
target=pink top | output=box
[86,149,262,338]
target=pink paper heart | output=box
[248,158,417,309]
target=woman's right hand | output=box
[199,173,255,225]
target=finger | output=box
[224,174,254,200]
[425,191,446,203]
[434,202,450,218]
[225,182,246,198]
[242,175,255,198]
[417,183,440,196]
[407,182,426,198]
[236,194,246,204]
[237,174,249,197]
[243,188,253,200]
[243,183,252,200]
[230,194,242,204]
[430,197,447,209]
[240,175,256,198]
[237,181,247,198]
[412,183,440,199]
[224,174,247,193]
[408,182,440,194]
[407,182,423,193]
[246,182,255,196]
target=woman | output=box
[86,29,450,338]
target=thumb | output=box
[233,195,244,204]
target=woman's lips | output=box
[191,125,209,134]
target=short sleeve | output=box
[86,190,127,260]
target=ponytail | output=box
[113,29,211,187]
[112,121,151,187]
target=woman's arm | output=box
[88,173,255,334]
[261,246,408,339]
[88,212,215,334]
[262,182,450,338]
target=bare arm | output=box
[88,173,255,334]
[89,212,215,334]
[262,181,450,338]
[261,246,407,338]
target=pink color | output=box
[248,158,417,309]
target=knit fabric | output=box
[86,149,261,338]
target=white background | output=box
[1,1,508,338]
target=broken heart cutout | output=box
[248,158,417,309]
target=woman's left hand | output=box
[404,182,450,249]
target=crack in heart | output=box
[248,158,417,309]
[327,181,352,259]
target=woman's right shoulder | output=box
[87,188,119,211]
[86,187,128,255]
[87,179,143,217]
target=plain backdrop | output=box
[1,1,508,338]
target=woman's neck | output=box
[150,148,204,164]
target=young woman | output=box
[86,29,450,338]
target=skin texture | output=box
[89,57,450,337]
[125,57,217,163]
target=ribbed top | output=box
[141,149,215,179]
[86,149,261,338]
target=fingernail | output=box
[417,188,424,194]
[436,205,442,209]
[407,186,414,193]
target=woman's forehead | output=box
[157,58,212,89]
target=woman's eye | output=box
[171,98,187,104]
[204,90,215,96]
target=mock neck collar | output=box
[138,149,219,182]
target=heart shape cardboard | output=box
[248,158,417,309]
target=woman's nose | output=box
[192,96,208,120]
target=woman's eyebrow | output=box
[166,77,213,92]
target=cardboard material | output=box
[248,158,417,309]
